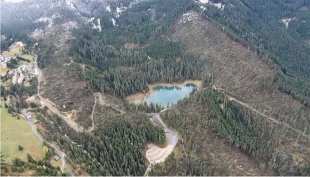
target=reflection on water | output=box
[146,84,197,107]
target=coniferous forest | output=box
[1,0,310,176]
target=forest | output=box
[35,108,166,176]
[198,0,310,106]
[70,0,201,98]
[158,88,310,175]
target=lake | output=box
[126,80,201,107]
[145,83,197,107]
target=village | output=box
[1,41,41,125]
[0,41,37,84]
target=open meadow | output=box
[2,46,23,57]
[0,101,45,164]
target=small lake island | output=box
[126,80,201,107]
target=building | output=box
[53,155,60,161]
[24,112,32,120]
[0,55,11,68]
[17,73,25,84]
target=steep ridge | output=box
[154,11,310,175]
[171,11,310,137]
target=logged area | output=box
[172,11,310,139]
[1,0,310,176]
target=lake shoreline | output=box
[125,80,201,104]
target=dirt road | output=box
[215,87,310,140]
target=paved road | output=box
[19,110,75,176]
[149,113,179,146]
[34,55,83,132]
[145,111,179,176]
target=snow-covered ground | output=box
[65,0,76,10]
[111,18,117,26]
[178,12,199,24]
[3,0,25,3]
[281,17,297,29]
[116,6,127,18]
[88,17,102,31]
[106,4,111,13]
[197,0,225,10]
[35,14,61,28]
[96,19,102,32]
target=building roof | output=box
[53,155,60,161]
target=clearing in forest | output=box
[2,46,23,57]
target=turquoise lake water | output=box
[146,83,197,107]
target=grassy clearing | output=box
[50,158,62,168]
[2,46,23,57]
[0,68,10,75]
[0,101,45,164]
[20,54,35,62]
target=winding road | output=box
[87,93,97,132]
[34,55,179,176]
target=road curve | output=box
[144,111,179,176]
[87,93,97,132]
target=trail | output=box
[214,86,310,140]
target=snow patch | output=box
[116,6,127,18]
[65,0,76,10]
[88,17,95,22]
[281,17,297,29]
[88,17,102,31]
[199,0,209,3]
[178,12,199,24]
[4,0,25,3]
[97,19,102,32]
[197,0,225,10]
[111,18,117,26]
[106,4,111,13]
[35,14,61,28]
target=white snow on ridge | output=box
[97,19,102,32]
[197,0,225,10]
[116,6,127,18]
[88,17,102,31]
[88,17,95,22]
[4,0,25,3]
[178,12,199,24]
[35,14,60,28]
[111,18,117,26]
[106,4,111,12]
[199,0,209,3]
[65,0,76,10]
[281,17,297,29]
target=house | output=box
[12,75,17,84]
[24,112,32,120]
[53,155,60,161]
[17,73,25,84]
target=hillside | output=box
[1,0,310,176]
[147,11,310,176]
